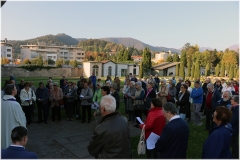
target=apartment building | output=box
[1,39,13,61]
[20,42,85,62]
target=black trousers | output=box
[52,105,61,121]
[22,105,32,125]
[66,101,74,119]
[82,105,91,122]
[134,109,142,124]
[231,135,239,159]
[124,96,128,113]
[37,101,49,123]
[146,148,160,159]
[201,95,206,113]
[186,102,191,120]
[205,108,214,132]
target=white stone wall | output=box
[103,62,116,77]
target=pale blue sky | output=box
[1,1,239,50]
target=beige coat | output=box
[49,88,63,107]
[158,86,168,106]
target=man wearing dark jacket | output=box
[205,83,221,132]
[219,91,232,108]
[88,95,131,158]
[230,95,239,159]
[201,78,210,114]
[60,75,67,89]
[175,77,183,97]
[155,102,189,159]
[35,82,49,124]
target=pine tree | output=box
[236,69,239,81]
[226,62,230,76]
[179,61,185,80]
[194,61,200,81]
[142,47,152,75]
[205,63,210,76]
[220,62,225,77]
[187,61,191,77]
[229,65,234,79]
[166,55,173,62]
[139,61,143,78]
[215,64,220,76]
[191,63,195,79]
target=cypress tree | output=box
[187,61,191,77]
[229,65,234,80]
[142,47,152,75]
[236,69,239,81]
[215,64,220,76]
[220,62,225,77]
[194,60,200,81]
[139,61,143,78]
[175,64,179,76]
[205,63,210,76]
[179,61,185,80]
[226,62,230,76]
[234,66,237,77]
[191,63,195,79]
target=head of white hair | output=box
[130,81,136,85]
[100,95,116,112]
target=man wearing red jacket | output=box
[134,98,166,158]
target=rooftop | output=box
[152,62,181,70]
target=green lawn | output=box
[1,76,209,158]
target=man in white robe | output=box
[1,84,26,149]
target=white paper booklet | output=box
[136,117,144,124]
[146,132,160,149]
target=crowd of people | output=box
[1,73,239,159]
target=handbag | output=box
[134,100,144,111]
[138,125,146,155]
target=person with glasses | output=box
[20,82,36,125]
[202,106,232,158]
[64,82,77,121]
[155,102,189,158]
[1,84,26,149]
[175,84,190,120]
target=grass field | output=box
[1,76,209,158]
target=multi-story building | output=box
[152,50,175,63]
[20,42,85,62]
[1,38,13,62]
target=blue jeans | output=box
[179,113,186,120]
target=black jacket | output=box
[111,91,120,110]
[145,89,156,110]
[88,112,132,158]
[176,92,190,114]
[206,90,221,111]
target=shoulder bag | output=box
[138,125,146,155]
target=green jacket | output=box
[93,89,102,104]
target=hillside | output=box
[228,44,239,52]
[100,37,181,53]
[9,34,78,54]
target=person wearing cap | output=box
[49,82,63,123]
[114,76,121,92]
[133,81,145,123]
[93,82,103,104]
[110,83,120,110]
[1,84,26,149]
[35,82,49,124]
[1,126,38,159]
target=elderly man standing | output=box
[190,81,204,126]
[88,95,131,158]
[155,102,189,158]
[205,83,221,132]
[175,77,183,97]
[1,84,26,149]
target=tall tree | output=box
[179,61,185,80]
[215,64,220,76]
[220,62,225,77]
[234,66,237,77]
[191,63,195,79]
[205,63,210,76]
[173,53,180,62]
[123,49,129,61]
[187,61,191,77]
[166,55,173,62]
[226,62,230,76]
[175,64,179,76]
[142,47,152,75]
[180,51,187,66]
[229,64,234,80]
[236,69,239,81]
[139,61,143,78]
[194,61,200,81]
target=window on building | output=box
[82,53,84,55]
[108,66,112,76]
[121,69,127,77]
[53,56,56,58]
[7,49,11,52]
[7,54,11,57]
[92,65,99,77]
[133,68,136,74]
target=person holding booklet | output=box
[134,98,166,158]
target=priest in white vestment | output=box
[1,84,26,149]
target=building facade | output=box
[83,60,139,78]
[1,39,13,62]
[20,42,85,62]
[152,50,174,63]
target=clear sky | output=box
[1,1,239,50]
